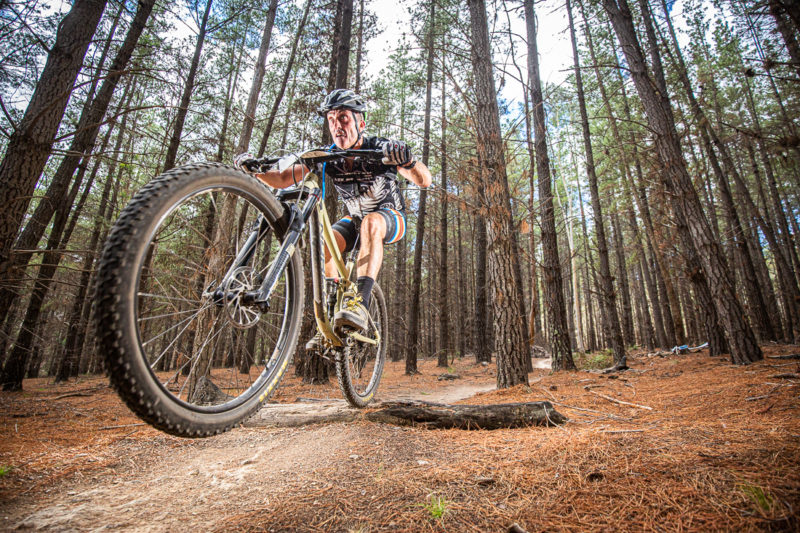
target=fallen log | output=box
[365,400,566,429]
[767,354,800,360]
[769,373,800,380]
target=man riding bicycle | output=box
[235,89,432,348]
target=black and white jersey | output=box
[317,136,406,219]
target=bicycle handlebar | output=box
[245,148,384,173]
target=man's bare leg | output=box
[324,230,347,278]
[355,213,386,307]
[357,213,386,278]
[333,214,385,331]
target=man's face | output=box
[326,109,365,149]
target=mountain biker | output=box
[234,88,432,349]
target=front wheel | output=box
[336,283,387,407]
[95,163,304,437]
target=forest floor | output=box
[1,345,799,532]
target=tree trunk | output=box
[610,211,635,347]
[740,150,784,340]
[657,0,776,341]
[406,0,435,375]
[524,0,574,371]
[456,210,468,358]
[730,161,800,343]
[335,0,354,89]
[365,401,566,429]
[0,0,106,286]
[354,0,365,93]
[162,0,213,172]
[3,154,96,389]
[571,178,588,353]
[256,0,310,157]
[740,72,800,310]
[59,81,134,377]
[579,1,652,348]
[602,0,762,364]
[216,30,246,162]
[321,0,344,150]
[437,59,450,368]
[238,0,278,155]
[473,215,490,363]
[468,0,533,380]
[768,0,800,79]
[0,0,155,317]
[567,0,625,368]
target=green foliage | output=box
[0,465,12,477]
[574,351,612,370]
[421,494,449,521]
[739,483,774,513]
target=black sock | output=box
[357,276,374,308]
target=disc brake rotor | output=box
[222,266,261,328]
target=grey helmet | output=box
[317,88,368,117]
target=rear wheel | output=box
[336,283,387,407]
[95,163,304,437]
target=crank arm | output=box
[349,331,379,345]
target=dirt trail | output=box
[3,374,495,531]
[7,351,795,532]
[10,425,356,532]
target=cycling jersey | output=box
[316,136,406,219]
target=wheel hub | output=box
[222,266,261,328]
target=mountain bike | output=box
[95,148,387,438]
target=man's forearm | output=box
[255,165,307,189]
[399,162,432,188]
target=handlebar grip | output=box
[242,159,261,172]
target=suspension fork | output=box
[245,188,320,307]
[211,215,271,304]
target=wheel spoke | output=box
[99,172,301,437]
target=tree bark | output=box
[567,0,626,367]
[0,0,156,318]
[238,0,279,154]
[456,209,468,358]
[602,0,762,364]
[524,0,574,371]
[4,150,96,389]
[335,0,354,89]
[437,57,450,368]
[610,212,635,347]
[257,0,310,157]
[579,1,654,349]
[406,0,435,374]
[468,0,530,387]
[354,0,365,92]
[365,401,566,429]
[657,0,776,341]
[162,0,213,172]
[0,0,106,288]
[768,0,800,79]
[59,79,135,378]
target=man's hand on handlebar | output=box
[233,152,260,174]
[380,140,416,169]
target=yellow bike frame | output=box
[304,174,377,349]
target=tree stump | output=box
[365,400,566,429]
[190,376,231,405]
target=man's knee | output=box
[361,213,386,242]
